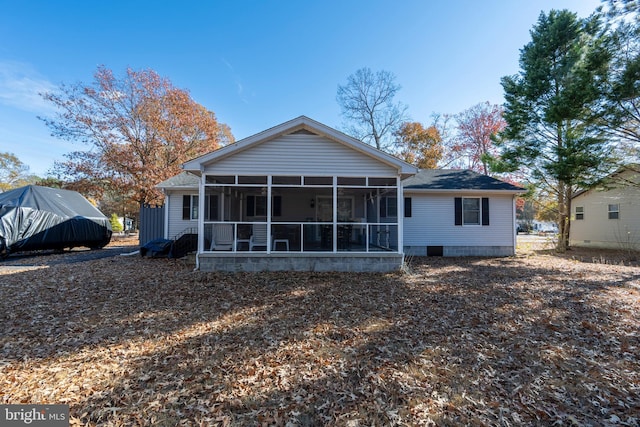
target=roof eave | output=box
[182,116,418,177]
[403,188,525,194]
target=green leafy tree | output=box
[0,152,39,191]
[493,10,616,251]
[109,213,123,233]
[597,2,640,153]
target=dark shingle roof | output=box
[403,169,524,191]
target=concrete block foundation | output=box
[198,252,404,272]
[404,246,514,257]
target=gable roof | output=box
[572,164,640,199]
[403,169,524,193]
[182,116,418,178]
[156,171,200,189]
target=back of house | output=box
[155,117,524,271]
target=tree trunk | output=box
[556,181,568,252]
[564,186,572,250]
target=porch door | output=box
[316,196,333,221]
[316,196,354,221]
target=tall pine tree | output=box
[494,10,615,251]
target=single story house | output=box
[157,116,523,272]
[570,166,640,250]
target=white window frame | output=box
[575,206,584,220]
[189,195,199,220]
[380,196,398,218]
[608,204,619,220]
[462,197,481,226]
[189,194,221,221]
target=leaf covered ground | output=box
[0,242,639,426]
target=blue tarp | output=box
[140,238,173,258]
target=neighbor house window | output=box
[575,206,584,220]
[455,197,490,226]
[608,204,619,220]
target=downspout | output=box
[333,176,337,253]
[163,190,169,240]
[195,169,205,271]
[267,176,272,254]
[397,175,404,256]
[512,194,517,255]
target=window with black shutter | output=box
[182,195,198,220]
[182,195,191,220]
[482,197,490,226]
[454,197,462,226]
[455,197,489,226]
[404,197,412,218]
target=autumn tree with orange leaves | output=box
[41,66,232,206]
[395,122,443,169]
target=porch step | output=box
[182,252,197,267]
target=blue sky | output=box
[1,0,601,176]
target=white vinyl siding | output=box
[571,173,640,249]
[204,134,396,176]
[403,193,514,247]
[167,191,198,239]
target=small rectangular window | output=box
[379,197,397,218]
[608,204,619,220]
[387,197,397,217]
[246,195,282,217]
[575,206,584,220]
[183,195,199,220]
[463,198,481,225]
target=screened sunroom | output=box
[200,174,402,254]
[180,116,417,272]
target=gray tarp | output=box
[0,185,112,256]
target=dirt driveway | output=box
[0,235,140,272]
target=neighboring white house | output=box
[570,168,640,250]
[156,116,524,272]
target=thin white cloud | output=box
[0,60,57,114]
[221,57,250,104]
[221,57,235,72]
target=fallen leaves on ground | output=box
[0,247,638,426]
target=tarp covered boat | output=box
[0,185,112,256]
